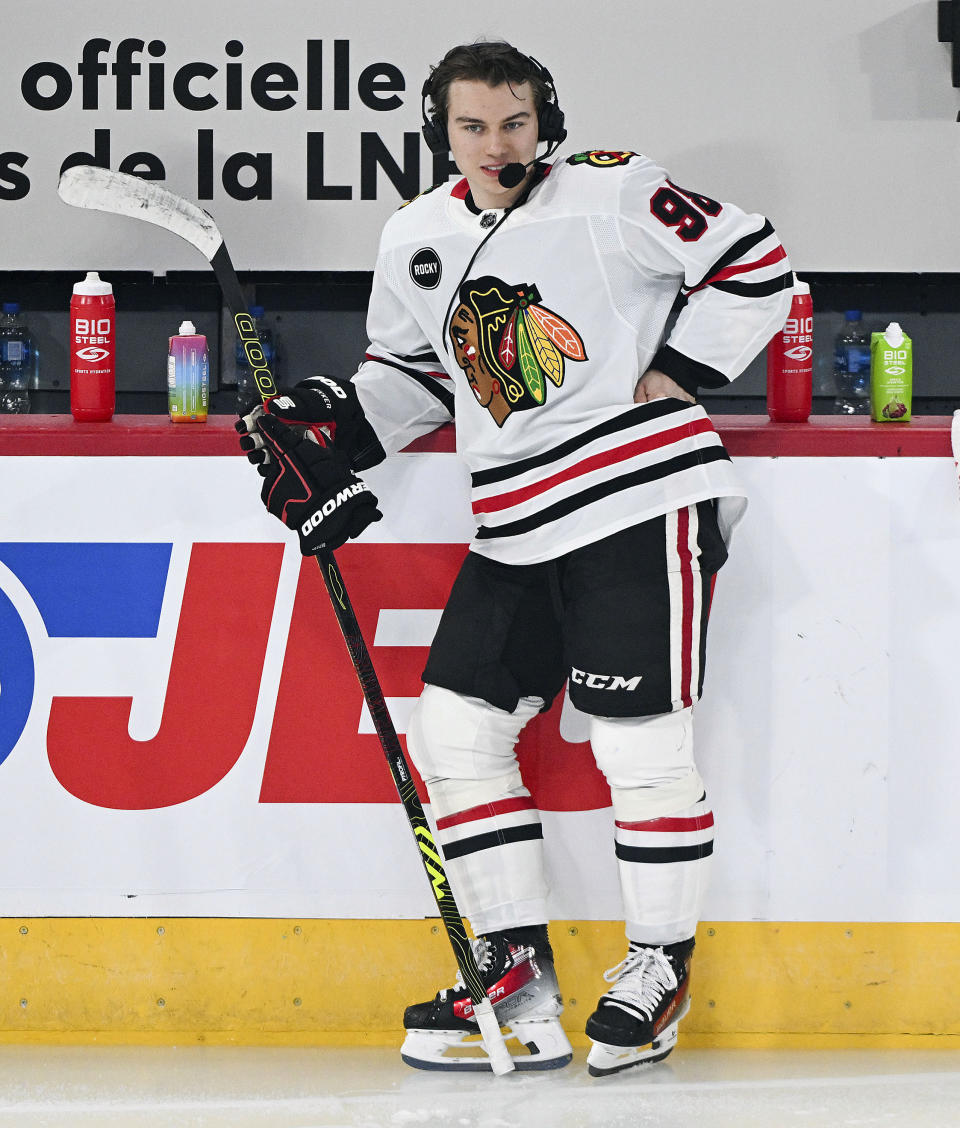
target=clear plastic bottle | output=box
[0,302,33,413]
[168,319,209,423]
[234,305,276,411]
[833,310,871,414]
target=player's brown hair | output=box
[427,42,550,125]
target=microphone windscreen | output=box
[497,163,526,189]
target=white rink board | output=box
[0,452,958,921]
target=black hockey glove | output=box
[237,376,385,472]
[252,412,381,554]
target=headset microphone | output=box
[497,161,531,189]
[497,131,565,189]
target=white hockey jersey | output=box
[352,150,793,565]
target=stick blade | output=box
[57,165,224,264]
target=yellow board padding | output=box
[1,919,958,1047]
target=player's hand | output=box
[634,368,696,405]
[253,412,382,554]
[262,376,385,471]
[236,378,345,468]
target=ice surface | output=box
[0,1046,957,1128]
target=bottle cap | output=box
[249,305,265,318]
[884,322,905,348]
[178,320,197,335]
[844,310,861,320]
[73,271,113,296]
[2,302,19,314]
[793,279,810,296]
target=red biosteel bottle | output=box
[70,271,115,422]
[766,279,813,423]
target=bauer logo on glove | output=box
[254,412,381,554]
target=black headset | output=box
[420,51,567,157]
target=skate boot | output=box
[401,926,572,1072]
[585,938,694,1077]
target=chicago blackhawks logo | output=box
[567,151,637,168]
[449,276,587,427]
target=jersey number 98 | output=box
[650,181,722,242]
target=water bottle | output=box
[0,302,34,413]
[766,280,813,422]
[70,272,116,422]
[833,310,871,414]
[168,320,209,423]
[234,305,275,411]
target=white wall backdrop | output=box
[1,0,957,272]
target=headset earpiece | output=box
[422,116,449,156]
[537,99,567,145]
[421,75,450,156]
[526,58,567,145]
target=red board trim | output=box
[0,414,953,457]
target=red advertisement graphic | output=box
[261,543,611,812]
[45,541,611,813]
[47,543,284,810]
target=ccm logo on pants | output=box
[570,669,642,691]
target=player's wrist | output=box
[650,345,725,397]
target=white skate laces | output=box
[600,945,678,1021]
[584,942,693,1078]
[436,937,494,1004]
[435,938,496,1010]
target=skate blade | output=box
[586,1021,680,1078]
[401,1018,573,1072]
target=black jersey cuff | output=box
[650,345,729,396]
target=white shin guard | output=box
[589,708,714,944]
[407,686,548,934]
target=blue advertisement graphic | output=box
[0,587,34,765]
[0,543,172,763]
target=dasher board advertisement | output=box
[0,451,958,922]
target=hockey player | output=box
[239,41,793,1075]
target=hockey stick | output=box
[57,165,515,1076]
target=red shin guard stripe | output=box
[615,811,715,833]
[436,795,535,831]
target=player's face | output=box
[445,79,540,210]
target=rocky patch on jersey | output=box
[409,247,442,289]
[449,275,587,427]
[567,151,637,168]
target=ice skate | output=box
[585,939,694,1077]
[401,928,572,1072]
